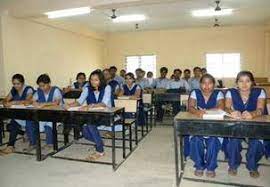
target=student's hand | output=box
[63,104,71,110]
[3,102,12,108]
[79,105,89,111]
[242,111,253,119]
[197,110,206,118]
[230,111,242,119]
[33,103,43,108]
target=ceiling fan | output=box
[215,1,221,11]
[110,9,117,20]
[213,18,220,27]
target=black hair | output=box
[125,72,136,83]
[135,68,143,72]
[89,69,107,90]
[174,69,182,74]
[109,66,117,71]
[147,71,153,76]
[160,67,168,73]
[236,71,256,86]
[200,73,216,85]
[193,67,201,72]
[201,68,207,72]
[76,72,86,80]
[36,74,51,84]
[184,69,191,73]
[120,69,126,72]
[12,74,25,84]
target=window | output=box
[206,53,241,78]
[125,55,157,77]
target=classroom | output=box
[0,0,270,187]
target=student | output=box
[167,69,190,91]
[120,73,145,126]
[109,66,124,85]
[183,69,191,82]
[154,67,170,89]
[63,72,87,93]
[0,74,35,155]
[189,67,202,90]
[146,71,154,88]
[120,69,126,78]
[103,69,120,102]
[32,74,63,151]
[188,74,224,178]
[72,72,87,89]
[170,74,175,80]
[201,68,207,75]
[135,68,150,89]
[154,67,170,121]
[225,71,269,178]
[66,70,112,161]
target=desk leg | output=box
[173,123,180,187]
[34,120,42,161]
[111,118,116,171]
[52,122,58,151]
[122,113,126,159]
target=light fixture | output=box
[45,7,91,19]
[192,8,233,17]
[112,15,146,23]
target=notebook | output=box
[202,109,229,120]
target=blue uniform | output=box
[31,87,63,145]
[122,84,145,126]
[72,81,87,89]
[225,88,269,171]
[79,85,112,153]
[189,89,223,171]
[7,85,35,146]
[108,80,120,107]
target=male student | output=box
[189,67,202,90]
[109,66,124,85]
[146,71,155,88]
[183,69,191,82]
[135,68,150,89]
[167,69,190,91]
[120,69,126,78]
[154,67,170,121]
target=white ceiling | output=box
[1,0,270,32]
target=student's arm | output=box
[225,91,242,119]
[188,98,206,117]
[242,90,266,119]
[131,87,142,99]
[2,93,13,107]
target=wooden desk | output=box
[0,106,125,171]
[174,112,270,187]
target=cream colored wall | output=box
[0,16,105,94]
[0,17,5,96]
[104,25,269,86]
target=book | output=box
[202,109,229,120]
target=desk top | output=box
[0,105,123,114]
[175,112,270,124]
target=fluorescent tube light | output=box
[45,7,91,19]
[192,8,233,17]
[113,15,146,23]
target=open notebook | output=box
[202,109,230,120]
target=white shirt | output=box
[77,85,112,107]
[167,79,190,91]
[33,88,63,104]
[190,90,224,102]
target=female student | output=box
[119,72,145,126]
[32,74,63,150]
[66,70,112,161]
[64,72,87,93]
[225,71,268,178]
[188,73,224,178]
[0,74,35,155]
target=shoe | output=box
[0,146,15,155]
[228,168,237,176]
[194,169,204,177]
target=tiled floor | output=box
[0,125,269,187]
